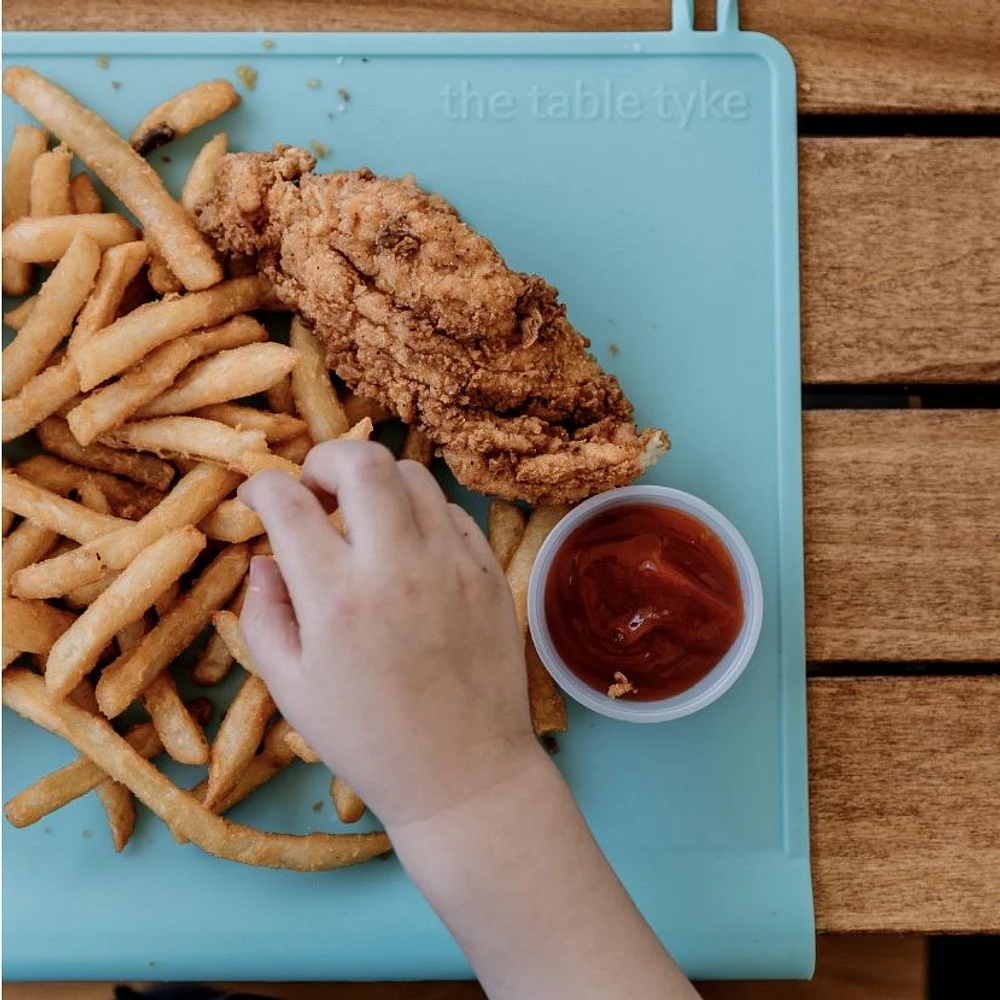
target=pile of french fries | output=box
[1,67,566,871]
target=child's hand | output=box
[237,441,542,830]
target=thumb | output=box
[240,556,301,684]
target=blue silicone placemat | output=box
[2,7,814,982]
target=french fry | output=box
[524,636,568,736]
[192,577,247,686]
[3,519,59,596]
[1,469,127,543]
[75,477,112,515]
[131,81,239,156]
[13,454,163,520]
[147,253,183,295]
[1,213,138,263]
[205,673,276,808]
[134,342,299,418]
[400,426,434,465]
[45,526,206,700]
[100,416,268,474]
[37,416,176,490]
[70,172,102,214]
[192,404,307,444]
[1,232,101,398]
[29,143,73,217]
[3,67,223,290]
[211,609,256,674]
[2,123,49,295]
[65,569,119,611]
[265,375,295,416]
[12,464,239,600]
[185,314,269,353]
[505,505,571,636]
[343,390,393,426]
[1,598,76,655]
[143,672,210,766]
[4,721,160,829]
[289,316,349,441]
[71,275,266,390]
[95,543,249,717]
[199,499,264,543]
[284,729,321,764]
[2,354,80,442]
[67,240,149,355]
[95,781,137,853]
[331,776,366,824]
[273,433,312,464]
[181,131,227,213]
[488,500,528,572]
[4,294,37,330]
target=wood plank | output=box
[4,1,999,114]
[805,410,1000,662]
[801,138,1000,384]
[810,676,1000,933]
[0,936,929,998]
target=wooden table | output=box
[5,1,998,996]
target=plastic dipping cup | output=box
[527,485,764,723]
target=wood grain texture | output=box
[0,935,928,998]
[810,676,1000,933]
[4,0,999,113]
[805,410,1000,661]
[802,139,1000,384]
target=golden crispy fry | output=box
[2,124,49,295]
[331,776,366,824]
[211,609,257,675]
[64,569,119,610]
[284,729,321,764]
[3,67,223,290]
[67,240,149,356]
[45,526,206,700]
[66,338,200,446]
[131,81,239,156]
[1,597,76,655]
[192,404,307,444]
[343,390,393,426]
[181,132,227,213]
[1,469,127,543]
[1,232,101,398]
[192,576,248,686]
[488,500,528,572]
[72,275,266,390]
[3,520,59,597]
[76,477,112,514]
[4,294,37,330]
[1,213,138,263]
[29,143,73,217]
[101,415,268,474]
[400,426,434,465]
[289,316,349,441]
[95,780,137,852]
[70,172,102,214]
[265,374,295,415]
[2,354,81,442]
[12,464,239,600]
[38,416,176,490]
[96,544,249,717]
[199,499,264,543]
[144,672,210,766]
[505,505,571,636]
[135,342,299,419]
[154,580,181,618]
[272,432,312,464]
[524,636,568,736]
[4,721,160,829]
[205,673,276,808]
[147,253,183,295]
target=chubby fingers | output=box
[240,555,301,681]
[302,440,419,554]
[238,470,347,620]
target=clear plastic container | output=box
[527,485,764,723]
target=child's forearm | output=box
[389,747,700,1000]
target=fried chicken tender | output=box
[195,146,668,503]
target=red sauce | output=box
[544,503,744,701]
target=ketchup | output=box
[544,503,744,701]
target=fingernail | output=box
[248,555,263,592]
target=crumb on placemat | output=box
[236,65,258,91]
[607,671,637,699]
[262,39,276,51]
[307,78,321,89]
[309,140,331,160]
[337,87,350,102]
[312,800,323,813]
[608,342,620,357]
[95,56,110,70]
[111,81,122,91]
